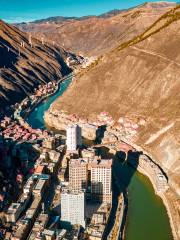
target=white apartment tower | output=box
[90,159,112,203]
[61,190,85,228]
[66,124,82,151]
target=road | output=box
[130,46,180,67]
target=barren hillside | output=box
[0,20,73,107]
[17,2,176,56]
[50,5,180,200]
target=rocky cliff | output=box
[17,2,176,57]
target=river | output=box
[26,77,173,240]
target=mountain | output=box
[17,2,176,56]
[0,20,76,107]
[47,5,180,237]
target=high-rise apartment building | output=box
[90,159,112,203]
[61,190,85,228]
[69,159,88,191]
[66,124,82,151]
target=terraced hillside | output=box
[0,20,74,107]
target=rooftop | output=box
[90,159,112,168]
[69,158,87,166]
[61,188,85,195]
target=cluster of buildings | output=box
[58,124,113,239]
[128,153,169,193]
[138,154,169,193]
[0,116,49,142]
[0,80,62,144]
[86,203,111,240]
[0,134,39,213]
[6,173,49,240]
[0,121,114,240]
[0,77,146,240]
[80,56,97,69]
[3,131,64,239]
[45,110,98,141]
[34,82,57,98]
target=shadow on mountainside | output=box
[0,37,19,68]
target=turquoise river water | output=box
[27,78,173,240]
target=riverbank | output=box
[123,140,179,240]
[135,160,179,240]
[44,111,178,240]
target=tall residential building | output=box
[69,159,88,191]
[66,124,82,151]
[90,159,112,203]
[61,190,85,228]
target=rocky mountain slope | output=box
[17,2,176,56]
[48,6,180,236]
[0,20,76,107]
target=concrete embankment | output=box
[135,164,179,240]
[123,140,179,240]
[107,194,126,240]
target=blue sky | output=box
[0,0,177,23]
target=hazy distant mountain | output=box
[17,2,177,56]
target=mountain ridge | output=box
[0,20,76,108]
[16,2,177,56]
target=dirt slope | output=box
[51,6,180,199]
[17,2,176,56]
[0,20,73,107]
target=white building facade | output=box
[66,124,82,151]
[61,190,85,228]
[90,159,112,203]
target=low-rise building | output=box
[81,148,96,159]
[47,162,57,175]
[23,177,34,196]
[28,213,49,240]
[6,195,30,223]
[87,225,105,240]
[42,229,55,240]
[6,203,22,223]
[34,165,45,175]
[33,179,47,197]
[56,229,67,240]
[11,221,30,240]
[42,137,56,150]
[58,168,66,182]
[48,150,61,163]
[25,196,42,225]
[138,154,169,193]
